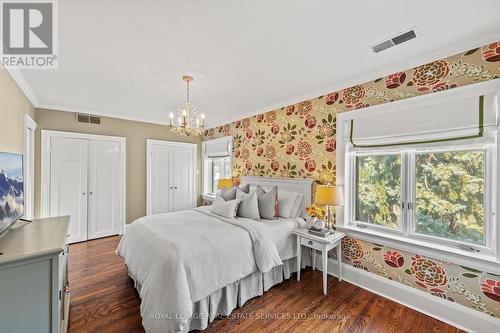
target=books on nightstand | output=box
[307,227,333,238]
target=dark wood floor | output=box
[68,236,463,333]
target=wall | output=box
[0,66,35,154]
[204,42,500,317]
[34,108,202,224]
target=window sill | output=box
[336,225,500,275]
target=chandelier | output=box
[169,75,205,136]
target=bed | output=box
[116,176,313,333]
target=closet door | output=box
[87,140,122,240]
[49,137,88,243]
[149,143,173,215]
[172,145,196,211]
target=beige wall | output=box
[0,66,35,154]
[34,108,202,223]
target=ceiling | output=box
[13,0,500,128]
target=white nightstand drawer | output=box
[300,237,324,251]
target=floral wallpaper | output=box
[204,41,500,317]
[339,237,500,317]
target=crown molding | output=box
[4,67,39,107]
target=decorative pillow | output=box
[278,191,301,218]
[222,184,250,201]
[257,186,279,219]
[220,187,237,200]
[211,194,240,219]
[239,183,250,193]
[236,191,260,220]
[292,193,305,218]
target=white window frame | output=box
[207,157,231,194]
[202,136,232,195]
[349,150,405,235]
[335,80,500,272]
[347,141,496,255]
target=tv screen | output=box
[0,152,24,235]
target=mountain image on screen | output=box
[0,167,24,231]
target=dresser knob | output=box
[308,241,313,246]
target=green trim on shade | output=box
[350,95,485,148]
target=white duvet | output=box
[116,207,294,333]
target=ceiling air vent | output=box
[370,28,418,53]
[76,113,102,125]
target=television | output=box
[0,152,24,235]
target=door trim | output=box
[41,130,127,235]
[146,139,198,215]
[24,114,37,220]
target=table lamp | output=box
[314,185,344,231]
[217,178,232,192]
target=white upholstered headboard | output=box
[239,176,313,218]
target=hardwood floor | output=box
[68,236,463,333]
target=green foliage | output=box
[356,155,401,228]
[415,151,484,244]
[355,151,485,245]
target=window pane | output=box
[223,158,231,178]
[355,155,401,228]
[415,151,485,245]
[212,160,221,192]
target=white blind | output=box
[204,139,231,157]
[347,95,497,148]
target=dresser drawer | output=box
[300,237,325,251]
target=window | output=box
[350,144,494,254]
[202,136,232,195]
[207,157,231,194]
[355,154,402,229]
[414,150,485,245]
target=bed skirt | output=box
[128,253,313,332]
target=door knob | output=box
[174,186,178,189]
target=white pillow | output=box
[236,191,260,220]
[277,191,301,218]
[257,186,279,219]
[211,194,241,219]
[292,192,305,218]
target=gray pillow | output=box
[236,191,260,220]
[220,187,237,200]
[211,194,240,218]
[257,186,278,219]
[221,184,250,200]
[239,183,250,193]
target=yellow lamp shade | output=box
[314,185,344,207]
[217,178,232,190]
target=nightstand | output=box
[292,228,346,295]
[201,194,216,206]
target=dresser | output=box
[0,216,70,333]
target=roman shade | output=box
[204,139,231,157]
[347,95,498,148]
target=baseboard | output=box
[318,258,499,333]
